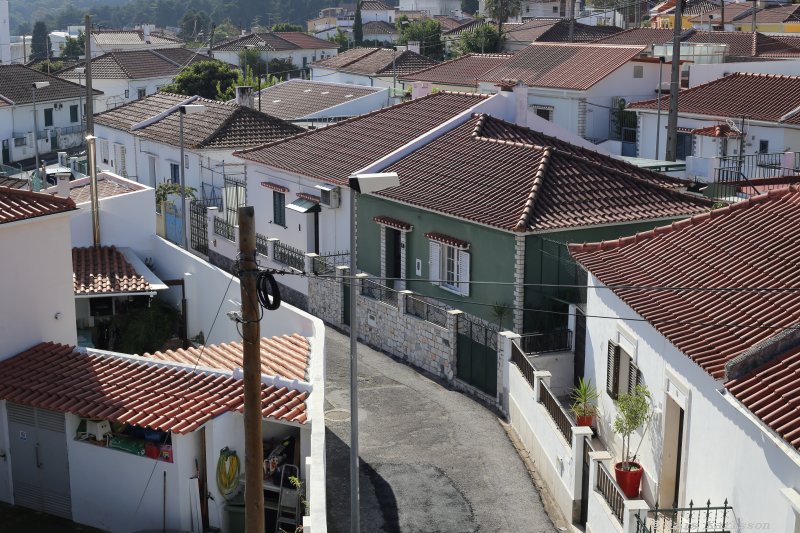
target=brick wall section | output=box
[513,234,525,333]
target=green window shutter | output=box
[607,340,620,399]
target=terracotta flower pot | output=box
[614,461,643,498]
[576,414,594,427]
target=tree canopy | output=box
[398,18,443,60]
[31,21,50,61]
[271,22,304,32]
[353,0,363,45]
[483,0,522,23]
[61,31,85,59]
[161,60,238,100]
[454,24,501,56]
[179,9,212,42]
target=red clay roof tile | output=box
[0,186,76,224]
[73,246,152,295]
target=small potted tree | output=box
[570,378,599,427]
[612,384,653,498]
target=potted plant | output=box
[570,378,599,427]
[612,384,653,498]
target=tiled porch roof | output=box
[73,246,152,295]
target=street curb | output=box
[500,419,573,533]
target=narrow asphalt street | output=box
[324,328,558,533]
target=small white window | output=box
[633,65,644,78]
[429,240,470,296]
[184,154,189,169]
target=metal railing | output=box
[56,125,86,136]
[405,294,448,328]
[274,241,305,271]
[715,152,794,182]
[520,328,573,355]
[213,217,235,241]
[510,340,536,388]
[540,382,573,444]
[256,233,269,257]
[635,500,733,533]
[597,462,626,525]
[312,251,349,275]
[360,278,399,308]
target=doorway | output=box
[385,228,401,289]
[7,403,72,518]
[659,394,685,507]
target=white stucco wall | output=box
[583,274,800,530]
[400,0,461,16]
[299,87,390,119]
[0,212,78,361]
[688,59,800,88]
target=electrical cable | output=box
[256,270,282,310]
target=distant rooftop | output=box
[313,47,440,76]
[251,79,383,120]
[0,186,76,224]
[58,48,215,80]
[0,64,101,106]
[212,31,336,51]
[401,54,512,88]
[43,173,146,204]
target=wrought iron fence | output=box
[715,152,791,182]
[405,294,448,328]
[256,233,269,257]
[312,251,350,275]
[540,382,573,444]
[635,500,733,533]
[360,278,399,307]
[520,328,573,355]
[189,200,209,255]
[511,340,536,389]
[274,241,305,271]
[213,216,235,241]
[597,462,626,525]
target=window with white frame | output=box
[606,337,642,399]
[99,140,110,164]
[428,239,470,296]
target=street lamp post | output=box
[346,172,400,533]
[31,81,50,176]
[179,104,206,249]
[75,67,86,137]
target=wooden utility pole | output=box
[664,0,683,161]
[84,14,100,248]
[239,206,264,533]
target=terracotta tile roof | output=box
[144,334,310,381]
[0,186,76,224]
[0,176,30,189]
[44,174,144,204]
[750,3,800,23]
[503,19,622,45]
[0,342,308,433]
[444,19,496,37]
[92,30,183,48]
[725,342,800,448]
[73,246,152,295]
[570,186,800,380]
[0,64,101,105]
[234,91,488,185]
[401,54,512,88]
[362,0,394,10]
[363,21,399,36]
[590,28,677,46]
[376,114,709,232]
[683,30,800,58]
[312,47,439,76]
[628,73,800,125]
[261,181,290,192]
[58,49,213,80]
[94,92,303,149]
[435,16,469,32]
[479,43,647,90]
[687,2,753,23]
[373,215,413,231]
[690,124,741,138]
[425,232,469,248]
[254,79,382,120]
[213,32,334,52]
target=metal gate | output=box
[579,434,593,526]
[456,315,498,396]
[7,403,72,519]
[224,175,247,226]
[573,307,587,388]
[164,202,183,246]
[190,200,209,255]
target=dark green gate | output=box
[456,316,498,396]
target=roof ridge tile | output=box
[514,146,552,232]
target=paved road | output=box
[324,328,558,533]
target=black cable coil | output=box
[256,270,282,311]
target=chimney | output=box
[142,24,151,43]
[57,151,67,167]
[411,81,432,100]
[235,85,254,108]
[512,81,529,128]
[56,173,71,198]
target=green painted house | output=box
[356,114,713,350]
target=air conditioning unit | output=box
[315,184,340,208]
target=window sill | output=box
[438,283,464,297]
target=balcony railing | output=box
[714,152,796,183]
[510,340,536,388]
[597,462,626,525]
[213,217,235,241]
[635,500,733,533]
[540,382,573,444]
[520,328,573,355]
[255,233,269,257]
[361,278,398,308]
[405,294,448,328]
[312,251,349,275]
[274,241,305,271]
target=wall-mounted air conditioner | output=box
[315,184,340,208]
